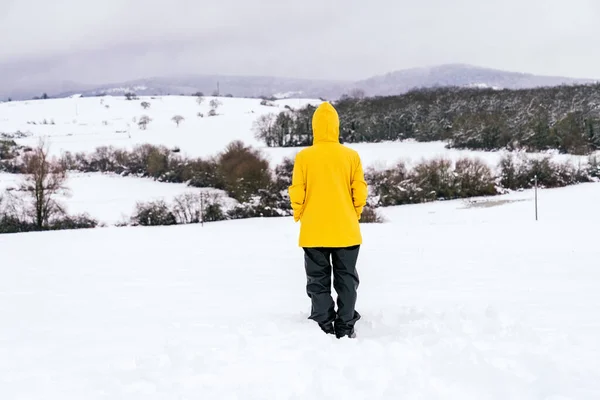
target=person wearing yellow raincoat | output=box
[289,101,368,338]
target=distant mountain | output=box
[54,75,350,101]
[3,64,598,101]
[352,64,597,96]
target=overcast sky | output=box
[1,0,599,90]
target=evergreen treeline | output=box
[254,85,600,154]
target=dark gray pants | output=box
[303,245,361,335]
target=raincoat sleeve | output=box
[288,154,306,222]
[351,155,368,219]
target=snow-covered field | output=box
[2,95,600,398]
[0,96,316,162]
[7,94,592,226]
[1,96,590,169]
[1,182,600,399]
[0,172,233,225]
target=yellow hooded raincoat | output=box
[288,102,368,248]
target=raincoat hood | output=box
[312,102,340,143]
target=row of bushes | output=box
[367,154,599,207]
[2,139,599,233]
[0,205,98,234]
[127,152,599,226]
[129,193,226,226]
[128,194,384,227]
[0,214,98,234]
[58,141,283,203]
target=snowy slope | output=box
[355,64,596,97]
[0,96,319,161]
[0,96,588,169]
[1,183,600,399]
[2,95,593,226]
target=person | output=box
[288,101,368,339]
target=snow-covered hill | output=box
[1,95,585,167]
[0,95,319,162]
[2,95,592,226]
[354,64,596,97]
[3,64,595,101]
[1,182,600,399]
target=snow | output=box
[0,172,233,225]
[1,182,600,399]
[3,95,600,398]
[466,82,502,90]
[0,96,319,162]
[1,96,588,171]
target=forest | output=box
[254,84,600,155]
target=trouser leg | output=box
[331,245,361,336]
[303,247,336,327]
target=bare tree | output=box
[138,115,152,130]
[209,99,222,116]
[209,98,222,109]
[19,141,69,229]
[172,115,185,127]
[141,101,151,109]
[172,192,203,224]
[252,113,277,146]
[196,95,204,106]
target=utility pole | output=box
[200,193,204,227]
[534,175,538,221]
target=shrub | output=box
[366,162,417,206]
[412,158,455,201]
[260,99,275,107]
[360,206,384,223]
[368,157,501,206]
[0,214,35,234]
[131,200,177,226]
[453,158,498,197]
[273,157,294,192]
[48,214,98,231]
[498,154,592,190]
[203,201,226,222]
[227,188,290,220]
[187,158,223,188]
[588,155,600,178]
[138,115,152,130]
[0,140,19,160]
[217,141,272,202]
[172,115,185,127]
[498,154,520,190]
[172,192,203,224]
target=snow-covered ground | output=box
[1,96,590,169]
[0,172,233,225]
[6,94,591,226]
[1,182,600,399]
[0,96,317,162]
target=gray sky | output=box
[1,0,599,89]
